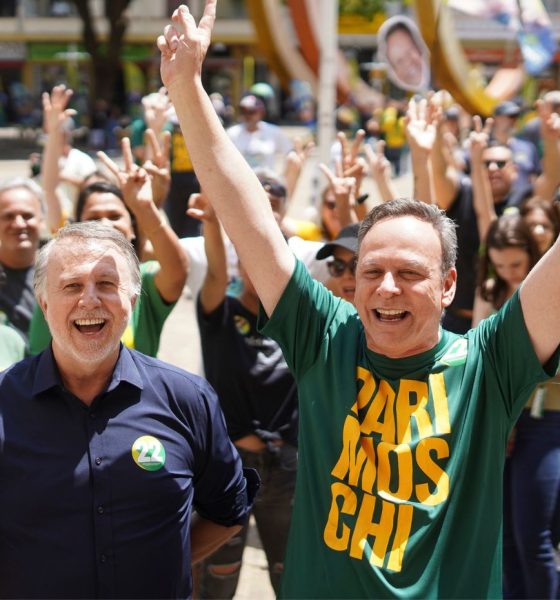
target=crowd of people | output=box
[1,1,560,598]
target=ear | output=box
[38,296,48,318]
[441,268,457,308]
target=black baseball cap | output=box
[493,101,521,118]
[316,223,360,259]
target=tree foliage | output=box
[338,0,385,20]
[70,0,133,112]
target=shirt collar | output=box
[32,343,144,397]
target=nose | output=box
[11,214,27,228]
[78,282,102,309]
[99,217,115,229]
[377,272,400,297]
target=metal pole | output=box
[317,0,338,167]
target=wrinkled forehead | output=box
[50,238,128,272]
[0,187,42,213]
[361,216,443,262]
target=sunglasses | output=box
[327,257,356,278]
[483,159,508,169]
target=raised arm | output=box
[41,85,74,232]
[468,115,497,242]
[99,138,188,303]
[318,161,358,229]
[520,236,560,365]
[533,99,560,201]
[157,2,294,316]
[364,140,397,203]
[432,105,460,210]
[187,191,228,314]
[405,97,437,205]
[284,136,315,200]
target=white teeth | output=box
[377,309,405,315]
[75,318,105,326]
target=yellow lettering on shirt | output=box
[323,482,357,550]
[396,379,433,443]
[415,437,450,506]
[377,442,413,502]
[326,369,452,572]
[429,372,451,434]
[350,492,394,565]
[361,379,396,442]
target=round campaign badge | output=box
[233,315,251,335]
[131,435,166,471]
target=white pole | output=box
[317,0,338,168]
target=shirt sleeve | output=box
[259,259,356,379]
[191,378,259,526]
[473,289,560,422]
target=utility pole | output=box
[317,0,338,168]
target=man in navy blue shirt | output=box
[0,221,258,599]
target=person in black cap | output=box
[492,100,540,189]
[316,223,359,305]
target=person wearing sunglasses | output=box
[491,100,540,190]
[432,98,560,335]
[316,223,359,305]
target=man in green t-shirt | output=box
[158,4,560,597]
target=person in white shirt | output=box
[226,95,293,170]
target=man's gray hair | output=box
[34,221,141,302]
[358,199,458,274]
[0,177,45,214]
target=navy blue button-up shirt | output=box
[0,345,257,599]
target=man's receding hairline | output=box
[358,213,447,266]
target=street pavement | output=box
[0,133,413,599]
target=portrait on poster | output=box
[377,15,431,92]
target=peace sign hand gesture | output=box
[157,2,216,92]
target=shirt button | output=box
[95,457,102,466]
[90,413,96,420]
[97,505,104,515]
[100,554,107,563]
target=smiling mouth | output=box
[375,308,408,322]
[74,318,106,333]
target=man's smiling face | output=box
[39,239,136,370]
[355,216,456,358]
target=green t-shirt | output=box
[260,260,558,599]
[0,325,26,371]
[28,261,175,357]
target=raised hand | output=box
[285,137,315,173]
[337,129,366,174]
[143,128,171,207]
[537,98,560,141]
[187,191,216,223]
[42,84,76,135]
[468,115,493,164]
[405,96,437,154]
[143,88,171,135]
[364,139,391,182]
[157,1,216,92]
[98,138,153,215]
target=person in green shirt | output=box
[0,324,25,371]
[157,4,560,597]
